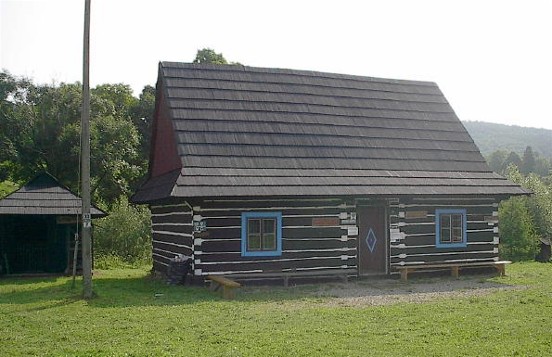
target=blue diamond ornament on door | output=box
[366,228,377,253]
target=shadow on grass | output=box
[0,274,220,308]
[0,269,522,309]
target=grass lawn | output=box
[1,262,551,356]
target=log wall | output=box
[192,198,357,277]
[150,203,193,273]
[149,196,502,279]
[390,197,500,270]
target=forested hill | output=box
[463,121,552,158]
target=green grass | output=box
[1,263,551,356]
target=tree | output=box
[502,151,522,172]
[534,156,552,177]
[486,150,508,174]
[130,85,156,165]
[0,180,18,199]
[0,71,34,180]
[90,114,141,203]
[521,146,536,174]
[518,174,552,242]
[499,196,538,261]
[92,84,138,119]
[193,48,228,64]
[501,165,552,261]
[0,76,144,204]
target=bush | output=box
[499,196,538,261]
[93,196,151,268]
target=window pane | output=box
[440,214,451,243]
[451,214,463,242]
[248,219,261,235]
[452,228,463,242]
[441,214,451,228]
[262,233,276,250]
[452,214,462,228]
[263,219,276,234]
[248,234,261,251]
[440,227,451,242]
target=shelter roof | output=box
[0,172,106,216]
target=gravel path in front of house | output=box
[309,275,523,307]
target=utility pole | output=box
[81,0,93,299]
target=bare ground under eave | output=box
[242,275,525,307]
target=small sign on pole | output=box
[83,213,91,228]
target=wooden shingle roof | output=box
[132,62,528,202]
[0,172,106,216]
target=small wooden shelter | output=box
[0,172,105,275]
[133,62,528,283]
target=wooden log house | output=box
[0,172,106,275]
[132,62,528,283]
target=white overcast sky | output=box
[1,0,551,129]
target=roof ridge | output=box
[159,61,437,87]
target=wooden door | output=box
[357,206,387,275]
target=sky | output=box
[1,0,551,130]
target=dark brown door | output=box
[357,206,387,275]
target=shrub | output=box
[499,196,538,261]
[93,196,151,268]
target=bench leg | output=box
[400,269,409,282]
[451,266,459,278]
[210,281,221,292]
[222,286,236,300]
[495,264,506,277]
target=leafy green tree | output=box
[92,84,138,119]
[0,180,18,199]
[502,151,522,172]
[25,83,83,185]
[501,165,552,261]
[0,71,34,180]
[499,196,538,261]
[534,155,552,177]
[90,114,141,203]
[486,150,508,174]
[193,48,228,64]
[0,74,146,204]
[130,85,155,165]
[518,174,552,242]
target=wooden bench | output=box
[396,261,512,282]
[229,269,350,287]
[207,275,241,300]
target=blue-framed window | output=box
[241,212,282,257]
[435,209,467,248]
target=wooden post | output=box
[71,232,80,289]
[81,0,93,299]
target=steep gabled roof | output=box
[0,172,106,216]
[133,62,528,202]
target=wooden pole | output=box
[81,0,93,299]
[71,232,80,288]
